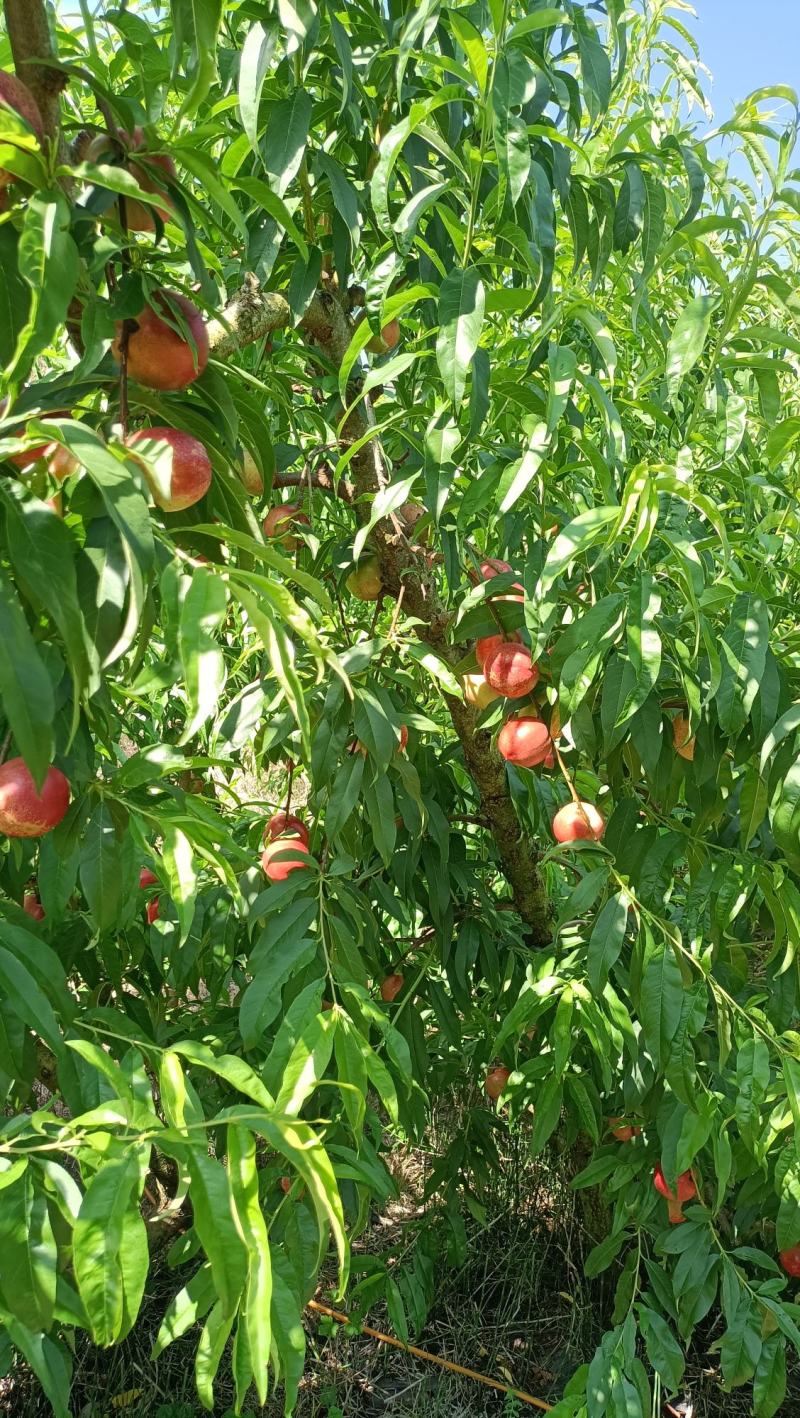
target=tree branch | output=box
[211,273,552,944]
[3,0,67,153]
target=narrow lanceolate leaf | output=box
[263,90,313,197]
[0,1167,57,1331]
[79,801,126,934]
[716,593,770,736]
[161,823,197,943]
[0,563,54,784]
[497,422,550,514]
[73,1154,144,1347]
[587,892,628,993]
[753,1334,787,1418]
[3,1324,71,1418]
[621,573,662,724]
[228,1126,272,1405]
[239,21,277,158]
[178,567,228,740]
[172,0,224,117]
[6,192,79,384]
[666,294,718,402]
[639,936,684,1070]
[436,267,485,407]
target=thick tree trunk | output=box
[210,283,552,943]
[3,0,66,153]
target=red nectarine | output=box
[126,427,212,512]
[551,801,605,843]
[265,811,309,846]
[483,644,539,699]
[263,502,310,549]
[261,835,312,882]
[114,290,208,391]
[485,1066,511,1100]
[497,715,552,768]
[380,973,404,1002]
[0,759,70,838]
[86,127,176,232]
[23,892,45,921]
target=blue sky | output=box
[694,0,800,121]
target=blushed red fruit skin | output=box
[780,1246,800,1277]
[113,290,208,391]
[263,503,310,548]
[86,127,176,232]
[126,427,212,512]
[485,1066,511,1100]
[608,1117,641,1143]
[261,835,311,882]
[146,897,160,924]
[552,801,605,843]
[23,892,45,921]
[479,558,512,579]
[476,631,521,668]
[653,1164,697,1223]
[265,811,310,846]
[484,644,539,699]
[367,319,400,355]
[673,714,695,761]
[380,973,404,1002]
[139,866,158,888]
[497,715,552,768]
[0,759,70,838]
[0,73,43,187]
[397,725,408,753]
[280,1176,292,1194]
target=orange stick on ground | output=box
[307,1299,552,1411]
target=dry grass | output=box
[6,1107,799,1416]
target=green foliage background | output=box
[1,1,800,1415]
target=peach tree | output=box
[0,0,799,1414]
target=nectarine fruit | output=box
[380,973,404,1002]
[497,715,552,768]
[114,290,208,391]
[86,127,176,232]
[261,835,311,882]
[0,759,70,838]
[551,801,605,843]
[485,1066,511,1100]
[483,644,539,699]
[126,427,212,512]
[346,557,383,601]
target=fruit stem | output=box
[376,584,405,669]
[553,742,582,807]
[282,759,295,820]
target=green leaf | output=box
[719,1296,762,1388]
[240,936,317,1051]
[227,1125,272,1403]
[0,563,54,783]
[530,1078,563,1156]
[6,193,79,384]
[497,422,550,514]
[572,6,611,120]
[587,892,628,993]
[239,21,277,158]
[0,1167,57,1331]
[172,0,224,118]
[639,936,684,1070]
[436,267,485,407]
[637,1305,684,1392]
[3,1322,71,1418]
[152,1265,216,1357]
[753,1334,787,1418]
[73,1154,144,1347]
[263,90,312,198]
[178,568,228,740]
[716,593,770,736]
[79,801,127,934]
[666,294,718,403]
[161,823,197,944]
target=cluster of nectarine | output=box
[464,559,606,845]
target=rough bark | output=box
[3,0,67,155]
[212,277,552,943]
